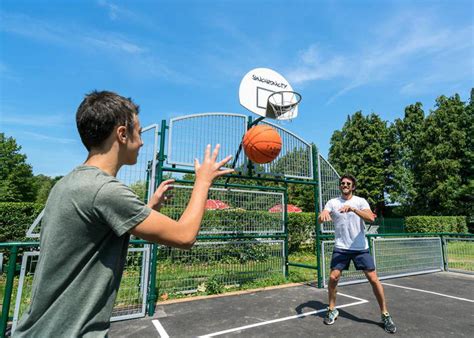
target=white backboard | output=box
[239,68,298,120]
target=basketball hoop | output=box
[266,91,302,121]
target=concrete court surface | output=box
[109,272,474,337]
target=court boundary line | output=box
[381,282,474,303]
[196,292,369,337]
[152,319,169,338]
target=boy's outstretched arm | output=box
[130,144,233,249]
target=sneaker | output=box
[381,313,397,333]
[324,307,339,325]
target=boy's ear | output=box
[117,126,127,143]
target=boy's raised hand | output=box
[194,144,234,186]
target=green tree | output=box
[385,103,425,214]
[287,183,314,212]
[32,174,62,203]
[130,180,147,201]
[34,175,53,203]
[414,93,473,215]
[328,112,389,212]
[460,89,474,218]
[0,133,36,202]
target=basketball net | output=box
[266,91,302,124]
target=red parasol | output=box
[268,204,303,213]
[205,199,230,210]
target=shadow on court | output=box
[109,272,474,337]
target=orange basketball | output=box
[242,125,282,164]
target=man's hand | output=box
[147,179,175,211]
[319,210,332,223]
[339,205,355,213]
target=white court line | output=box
[199,292,369,337]
[382,282,474,303]
[152,319,170,338]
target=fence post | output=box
[440,235,448,271]
[147,120,167,316]
[312,145,323,288]
[1,246,18,338]
[283,188,289,278]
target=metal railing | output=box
[319,233,473,287]
[2,232,473,337]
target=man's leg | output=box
[328,269,342,310]
[324,269,342,325]
[364,270,387,313]
[325,249,350,325]
[364,270,396,333]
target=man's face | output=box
[339,179,354,195]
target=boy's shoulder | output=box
[52,166,122,197]
[69,165,118,183]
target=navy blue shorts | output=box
[330,248,376,271]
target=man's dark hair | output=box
[76,90,140,151]
[339,173,357,188]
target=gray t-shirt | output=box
[14,166,151,337]
[324,195,371,250]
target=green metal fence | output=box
[445,237,474,274]
[2,232,473,337]
[156,239,285,296]
[319,233,473,287]
[375,218,406,233]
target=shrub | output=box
[287,213,315,253]
[205,275,224,294]
[0,202,44,242]
[405,216,468,233]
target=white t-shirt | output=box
[324,195,371,250]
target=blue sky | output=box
[1,0,473,177]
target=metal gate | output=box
[10,246,151,334]
[321,237,444,287]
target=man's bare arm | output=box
[339,205,375,223]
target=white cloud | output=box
[287,45,347,83]
[0,11,194,83]
[0,61,22,82]
[83,36,145,54]
[0,12,145,55]
[97,0,157,28]
[98,0,120,20]
[1,113,70,128]
[22,131,77,144]
[287,12,473,104]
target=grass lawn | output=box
[447,240,474,272]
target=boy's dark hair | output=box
[339,173,357,188]
[76,90,140,151]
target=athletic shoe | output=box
[324,307,339,325]
[381,313,397,333]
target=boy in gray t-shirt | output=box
[14,91,234,337]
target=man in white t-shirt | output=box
[318,174,396,334]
